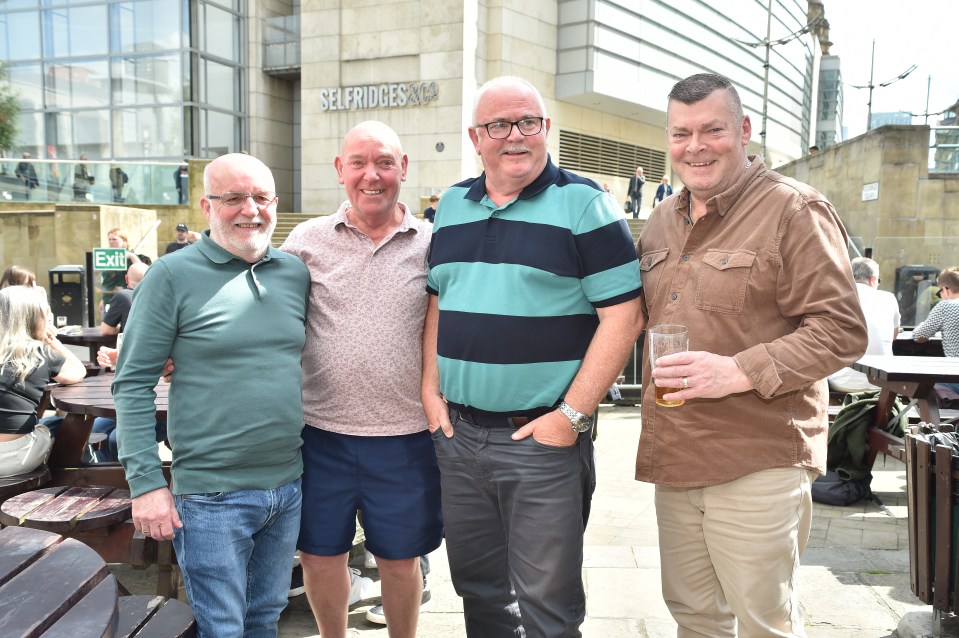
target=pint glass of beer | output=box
[649,324,688,407]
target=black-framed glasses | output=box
[207,191,277,208]
[475,117,544,139]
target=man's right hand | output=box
[423,393,454,438]
[132,488,182,540]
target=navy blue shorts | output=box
[297,426,443,559]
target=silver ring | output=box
[683,377,689,389]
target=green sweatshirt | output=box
[113,233,309,498]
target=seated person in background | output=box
[88,347,167,463]
[828,257,901,393]
[0,285,86,477]
[100,262,148,335]
[914,267,959,405]
[1,265,37,289]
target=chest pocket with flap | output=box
[695,249,756,314]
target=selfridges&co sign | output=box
[319,81,439,111]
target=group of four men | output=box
[112,72,867,638]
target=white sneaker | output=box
[348,567,376,605]
[364,550,377,569]
[366,577,430,624]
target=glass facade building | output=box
[0,0,826,213]
[0,0,246,163]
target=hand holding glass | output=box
[649,324,688,407]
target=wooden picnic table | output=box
[0,526,120,637]
[57,327,117,361]
[852,355,959,427]
[48,372,167,472]
[23,373,179,598]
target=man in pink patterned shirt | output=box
[281,121,442,638]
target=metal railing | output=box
[0,158,187,206]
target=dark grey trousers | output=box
[433,416,595,638]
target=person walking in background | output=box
[15,153,39,200]
[627,166,645,218]
[422,193,439,223]
[636,72,867,637]
[110,165,129,203]
[0,285,86,477]
[73,155,93,201]
[653,175,672,206]
[423,75,643,637]
[828,257,901,392]
[175,162,189,204]
[282,121,441,638]
[113,153,309,637]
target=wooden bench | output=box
[117,595,195,638]
[826,402,959,471]
[0,465,51,501]
[0,485,180,598]
[0,525,120,637]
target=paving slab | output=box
[106,405,940,637]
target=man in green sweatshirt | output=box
[113,153,309,638]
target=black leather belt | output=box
[448,402,548,429]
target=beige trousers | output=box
[655,467,814,638]
[0,424,53,477]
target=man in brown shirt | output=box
[636,73,867,636]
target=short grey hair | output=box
[472,76,548,125]
[851,257,879,283]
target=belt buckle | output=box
[452,407,475,426]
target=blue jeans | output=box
[173,478,302,638]
[434,413,595,638]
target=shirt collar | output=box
[194,229,287,265]
[331,200,421,234]
[674,154,766,221]
[464,154,559,202]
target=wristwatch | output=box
[558,401,593,433]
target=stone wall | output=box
[776,125,959,287]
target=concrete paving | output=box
[111,404,939,637]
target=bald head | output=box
[126,262,149,288]
[203,153,275,196]
[340,121,404,156]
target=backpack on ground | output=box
[812,389,913,506]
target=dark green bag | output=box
[826,389,913,481]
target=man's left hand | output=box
[651,350,754,402]
[511,410,579,447]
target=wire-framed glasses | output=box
[207,192,277,208]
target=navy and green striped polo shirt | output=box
[426,158,642,414]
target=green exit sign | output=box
[93,248,127,271]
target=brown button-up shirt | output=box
[636,157,867,487]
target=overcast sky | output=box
[822,0,958,138]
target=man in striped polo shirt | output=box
[422,76,643,637]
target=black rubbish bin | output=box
[895,265,940,327]
[49,265,88,327]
